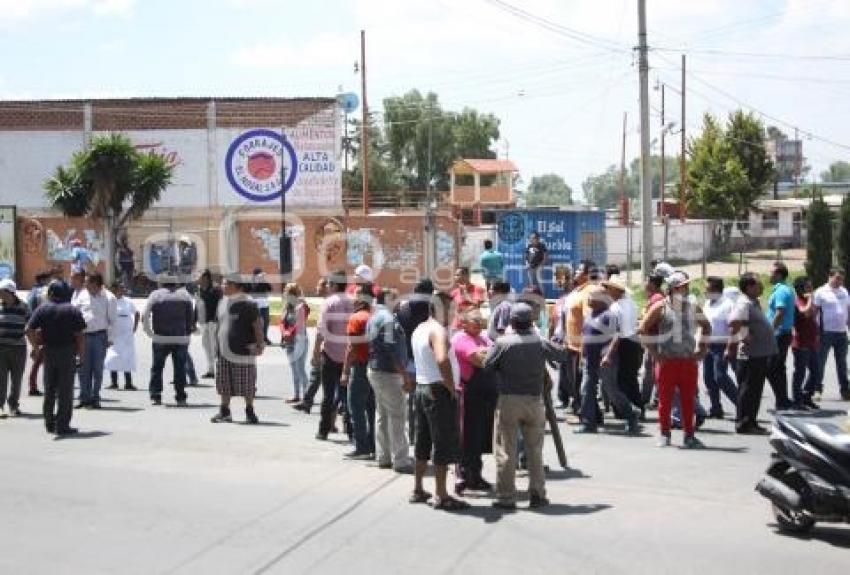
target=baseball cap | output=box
[355,264,374,283]
[0,279,16,293]
[666,271,691,289]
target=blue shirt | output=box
[367,305,407,373]
[478,249,505,279]
[767,282,795,335]
[71,246,91,273]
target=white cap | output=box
[0,279,17,293]
[354,264,373,283]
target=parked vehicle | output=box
[755,415,850,533]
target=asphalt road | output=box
[1,322,849,574]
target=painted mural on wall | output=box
[46,228,103,264]
[250,225,305,271]
[0,207,15,279]
[314,218,345,266]
[382,231,420,269]
[436,230,456,267]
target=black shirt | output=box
[27,302,86,348]
[220,297,260,357]
[198,285,223,323]
[525,242,547,268]
[395,296,430,359]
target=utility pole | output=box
[680,54,687,222]
[637,0,653,278]
[661,83,669,260]
[620,112,632,285]
[360,30,369,215]
[279,130,292,277]
[794,126,800,197]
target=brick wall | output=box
[0,97,335,131]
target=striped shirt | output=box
[0,297,31,346]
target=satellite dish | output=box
[337,92,359,114]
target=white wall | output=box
[461,226,497,268]
[607,221,709,265]
[0,107,341,209]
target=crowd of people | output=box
[1,240,849,512]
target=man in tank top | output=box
[409,291,469,512]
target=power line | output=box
[654,45,850,62]
[481,0,629,54]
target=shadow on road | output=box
[97,406,144,413]
[529,502,612,517]
[54,430,111,441]
[238,421,289,427]
[772,525,850,548]
[164,403,219,409]
[546,467,590,481]
[677,445,749,453]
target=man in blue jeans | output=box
[813,268,850,400]
[72,272,116,409]
[702,277,738,418]
[341,284,376,459]
[143,278,195,406]
[765,262,794,410]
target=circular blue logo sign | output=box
[498,212,525,245]
[225,129,298,202]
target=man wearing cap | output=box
[575,285,641,435]
[347,264,381,298]
[0,279,30,417]
[484,302,570,509]
[604,275,644,414]
[639,271,711,448]
[25,281,86,435]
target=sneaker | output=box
[802,397,820,411]
[174,397,188,407]
[708,408,724,419]
[55,427,79,437]
[393,464,415,475]
[573,424,598,434]
[626,418,641,436]
[7,405,20,417]
[45,421,56,434]
[124,383,137,391]
[683,435,704,449]
[0,406,7,418]
[656,433,672,448]
[106,383,119,390]
[151,396,162,406]
[315,432,328,441]
[75,401,89,409]
[201,372,215,379]
[529,494,550,508]
[211,410,232,423]
[29,389,42,397]
[245,408,259,425]
[344,451,374,461]
[841,389,850,401]
[813,391,823,403]
[89,401,101,410]
[294,403,310,413]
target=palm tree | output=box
[45,133,174,281]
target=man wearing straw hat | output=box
[602,274,644,415]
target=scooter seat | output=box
[800,421,850,460]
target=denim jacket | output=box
[367,305,407,372]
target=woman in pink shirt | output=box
[451,308,498,493]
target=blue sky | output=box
[2,0,850,196]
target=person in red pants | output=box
[639,271,711,448]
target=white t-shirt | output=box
[704,297,734,340]
[814,284,850,333]
[411,320,447,385]
[610,295,638,339]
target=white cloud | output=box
[0,0,134,24]
[231,34,355,70]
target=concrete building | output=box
[0,98,461,290]
[449,158,517,226]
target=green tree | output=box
[582,155,679,210]
[525,173,573,206]
[44,133,174,279]
[383,90,499,191]
[806,192,833,286]
[727,110,774,199]
[343,119,404,194]
[821,160,850,183]
[837,196,850,278]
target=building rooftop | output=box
[452,159,518,174]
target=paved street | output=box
[2,320,849,575]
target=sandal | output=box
[409,490,432,504]
[433,496,470,511]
